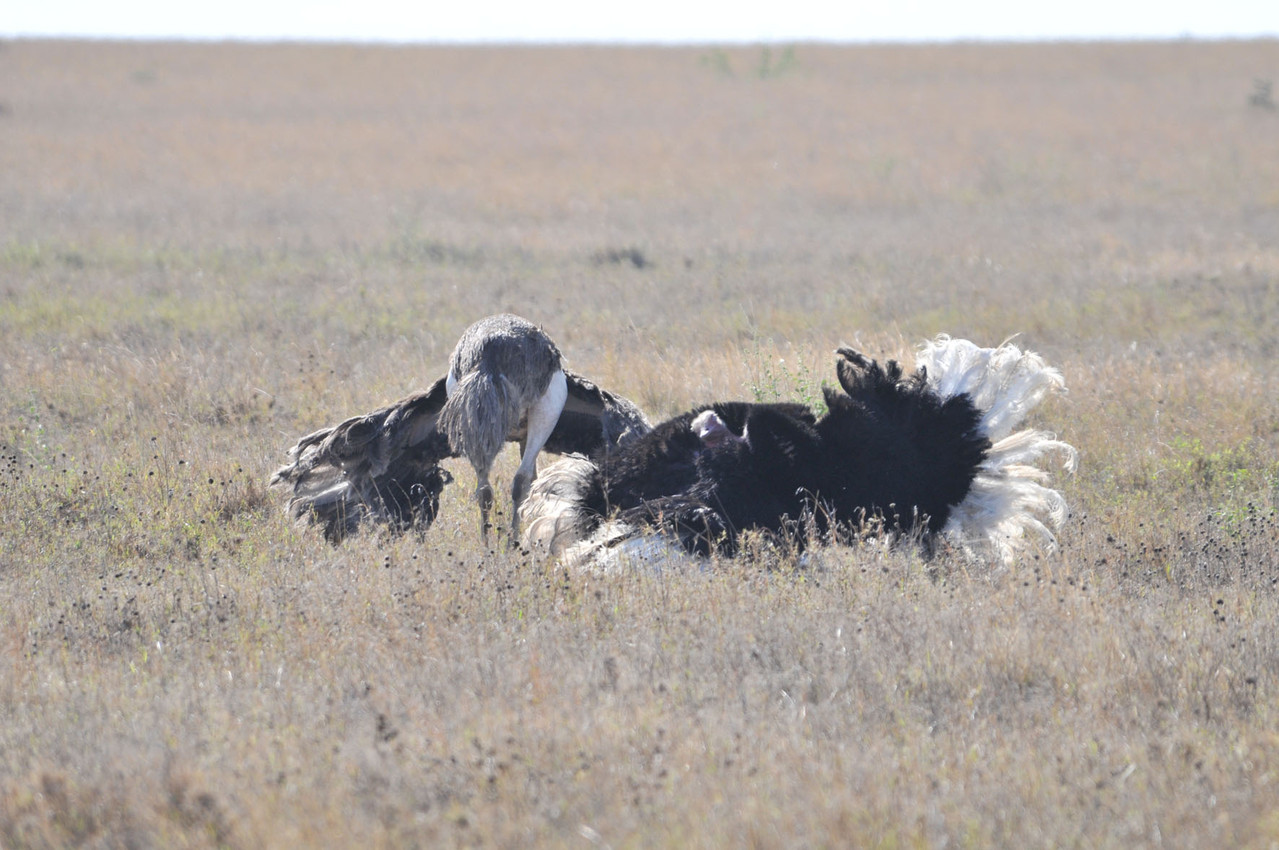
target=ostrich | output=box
[521,335,1077,568]
[439,313,652,542]
[271,314,650,544]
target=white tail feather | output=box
[917,335,1067,442]
[919,336,1077,563]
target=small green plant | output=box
[1249,79,1274,110]
[1164,435,1275,499]
[698,46,798,79]
[699,49,734,77]
[749,339,827,416]
[756,46,798,79]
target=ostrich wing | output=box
[274,377,452,482]
[271,376,454,541]
[541,370,651,457]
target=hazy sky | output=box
[5,0,1277,43]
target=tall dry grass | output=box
[2,38,1279,847]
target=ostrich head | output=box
[691,409,748,448]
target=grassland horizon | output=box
[2,38,1279,848]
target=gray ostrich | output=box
[271,314,650,544]
[439,314,570,542]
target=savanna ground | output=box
[2,37,1279,847]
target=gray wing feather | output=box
[270,377,453,541]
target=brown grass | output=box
[2,37,1279,847]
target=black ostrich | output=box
[522,336,1076,567]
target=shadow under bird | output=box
[270,314,651,544]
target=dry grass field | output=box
[2,37,1279,847]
